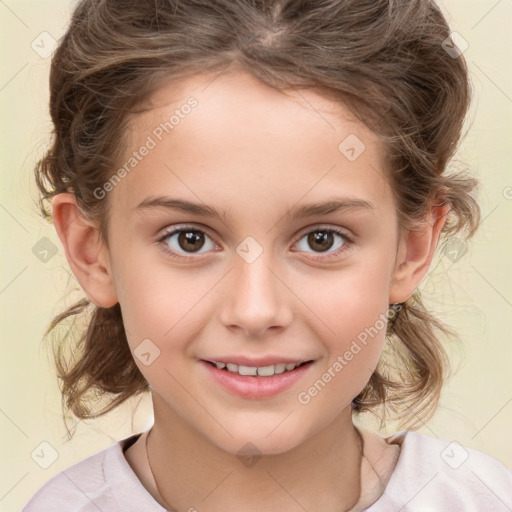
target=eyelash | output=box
[156,224,354,262]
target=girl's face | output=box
[104,70,404,454]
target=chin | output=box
[201,416,313,458]
[215,434,303,459]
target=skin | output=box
[52,69,448,511]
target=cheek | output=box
[114,254,213,339]
[296,300,387,418]
[300,260,392,395]
[305,256,393,335]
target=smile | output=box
[204,360,312,377]
[200,359,315,399]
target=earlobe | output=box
[51,193,118,308]
[389,203,450,304]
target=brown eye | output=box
[176,230,205,252]
[306,231,336,252]
[294,227,351,259]
[158,226,217,260]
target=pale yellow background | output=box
[1,0,511,510]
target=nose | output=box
[218,252,293,338]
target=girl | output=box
[23,0,512,510]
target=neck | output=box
[146,395,364,512]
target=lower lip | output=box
[200,360,314,399]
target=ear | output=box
[389,202,450,304]
[51,193,119,308]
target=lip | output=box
[199,359,315,400]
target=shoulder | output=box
[21,433,161,512]
[21,441,114,512]
[365,430,512,511]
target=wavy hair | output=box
[34,0,480,436]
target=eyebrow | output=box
[133,195,374,222]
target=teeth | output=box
[274,363,286,374]
[213,361,304,376]
[257,365,275,376]
[238,365,258,376]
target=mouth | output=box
[201,359,314,377]
[199,358,316,399]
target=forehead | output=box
[112,69,392,220]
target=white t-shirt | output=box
[22,429,512,511]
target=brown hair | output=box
[35,0,480,436]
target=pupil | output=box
[178,231,204,252]
[308,231,333,252]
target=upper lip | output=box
[201,356,314,367]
